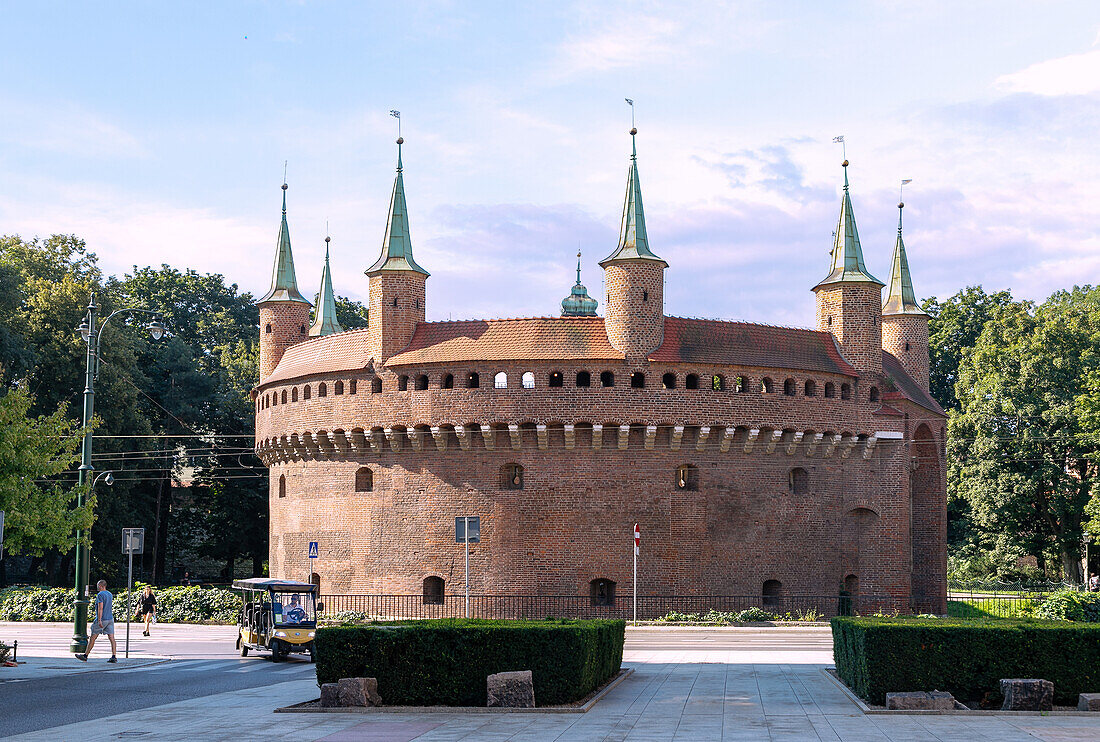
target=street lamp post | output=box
[69,294,164,654]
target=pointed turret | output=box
[259,183,311,304]
[309,236,344,337]
[561,251,599,317]
[366,138,429,276]
[601,127,667,361]
[257,182,313,380]
[882,202,925,316]
[366,137,428,361]
[813,161,884,378]
[881,199,931,391]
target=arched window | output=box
[788,467,809,495]
[840,383,851,400]
[265,324,272,334]
[442,374,454,389]
[630,372,645,388]
[271,393,277,406]
[291,387,298,402]
[300,325,306,335]
[869,386,880,402]
[576,371,591,387]
[281,390,287,404]
[712,375,725,391]
[466,372,480,388]
[310,572,321,591]
[522,372,535,389]
[590,578,616,607]
[334,381,344,395]
[371,377,382,394]
[735,376,747,393]
[398,376,409,391]
[824,382,835,398]
[494,372,508,389]
[349,379,357,394]
[501,463,523,489]
[762,378,774,394]
[423,576,445,605]
[676,464,699,491]
[783,378,796,396]
[600,371,615,387]
[318,382,328,397]
[685,374,699,390]
[278,475,286,498]
[355,467,373,493]
[303,385,312,400]
[392,297,398,307]
[549,371,563,388]
[844,574,859,596]
[662,373,677,389]
[415,375,429,390]
[804,380,816,397]
[763,580,782,608]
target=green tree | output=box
[0,387,93,555]
[334,296,368,330]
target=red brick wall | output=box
[259,302,311,380]
[882,314,930,392]
[815,284,883,377]
[368,272,426,361]
[603,261,665,362]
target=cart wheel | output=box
[240,643,249,657]
[270,641,283,662]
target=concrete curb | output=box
[628,622,830,629]
[275,667,634,715]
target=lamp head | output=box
[77,319,91,343]
[147,317,165,341]
[104,472,114,486]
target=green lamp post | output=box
[70,294,165,654]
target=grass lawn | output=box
[946,597,1038,618]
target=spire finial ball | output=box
[898,202,904,209]
[630,127,637,136]
[325,235,331,243]
[281,183,288,191]
[396,136,404,145]
[842,159,849,167]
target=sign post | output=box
[0,510,5,561]
[633,523,640,626]
[308,540,319,585]
[455,517,480,618]
[121,528,144,659]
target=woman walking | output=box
[138,586,157,636]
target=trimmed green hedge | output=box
[832,616,1100,705]
[0,585,239,624]
[314,618,625,706]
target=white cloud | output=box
[995,49,1100,96]
[0,98,146,158]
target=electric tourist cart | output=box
[233,578,321,662]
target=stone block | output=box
[487,670,535,708]
[1000,678,1053,711]
[885,691,955,710]
[1078,693,1100,711]
[337,676,382,707]
[320,683,340,708]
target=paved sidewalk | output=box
[8,659,1100,741]
[0,655,167,682]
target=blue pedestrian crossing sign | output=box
[308,541,319,559]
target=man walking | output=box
[77,579,117,663]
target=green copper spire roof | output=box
[309,237,345,336]
[366,138,430,276]
[600,129,667,268]
[813,161,883,290]
[561,251,599,316]
[258,182,311,305]
[882,201,927,315]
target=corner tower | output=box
[366,137,428,361]
[812,161,884,377]
[600,128,667,361]
[257,182,312,380]
[881,200,930,390]
[309,236,344,337]
[561,251,599,316]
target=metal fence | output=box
[317,593,923,621]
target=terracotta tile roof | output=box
[649,317,857,376]
[882,352,945,416]
[386,317,624,366]
[263,328,374,385]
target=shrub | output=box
[832,616,1100,705]
[314,618,625,706]
[0,640,9,663]
[1033,590,1100,622]
[0,585,239,624]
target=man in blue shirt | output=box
[77,579,117,663]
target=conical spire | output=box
[366,137,429,276]
[561,251,599,316]
[882,201,926,315]
[813,161,882,290]
[258,182,311,305]
[309,237,344,336]
[600,128,667,268]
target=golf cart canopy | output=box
[232,578,317,592]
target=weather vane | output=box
[832,135,846,161]
[390,109,401,139]
[900,178,912,202]
[625,98,635,129]
[282,160,288,185]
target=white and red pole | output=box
[633,523,640,625]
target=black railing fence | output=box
[316,593,930,621]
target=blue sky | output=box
[2,1,1099,325]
